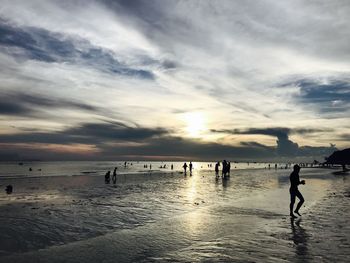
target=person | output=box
[222,160,228,178]
[171,164,174,170]
[289,164,305,218]
[105,171,111,184]
[215,162,220,177]
[5,185,13,194]
[183,162,188,174]
[189,162,193,174]
[227,161,231,176]
[112,167,117,184]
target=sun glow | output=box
[184,112,206,137]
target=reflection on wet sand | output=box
[290,218,309,262]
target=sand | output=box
[0,167,349,262]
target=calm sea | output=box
[0,161,273,178]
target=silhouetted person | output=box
[189,162,193,174]
[5,185,13,194]
[227,162,231,176]
[289,164,305,218]
[183,162,188,174]
[105,171,111,184]
[112,167,117,184]
[171,164,173,170]
[29,167,32,171]
[275,163,277,169]
[222,160,228,178]
[215,162,220,177]
[268,164,271,169]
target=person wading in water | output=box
[289,164,305,218]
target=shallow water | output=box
[0,161,277,178]
[0,167,349,262]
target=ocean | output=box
[0,161,270,178]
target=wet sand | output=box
[0,168,349,262]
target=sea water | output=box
[0,161,271,178]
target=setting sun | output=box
[184,112,206,137]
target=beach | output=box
[0,164,349,262]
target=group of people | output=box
[143,164,152,169]
[105,167,118,184]
[182,162,193,174]
[159,164,174,169]
[215,160,231,178]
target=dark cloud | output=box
[240,141,272,150]
[0,122,169,145]
[0,122,338,161]
[94,136,276,161]
[338,134,350,141]
[67,122,168,142]
[211,127,330,137]
[161,59,177,70]
[281,78,350,115]
[298,80,350,103]
[0,100,28,115]
[211,127,336,157]
[213,127,291,138]
[0,20,154,79]
[0,92,97,117]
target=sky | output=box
[0,0,349,161]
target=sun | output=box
[184,112,206,137]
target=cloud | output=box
[211,127,330,137]
[0,122,337,161]
[0,20,154,79]
[66,122,168,142]
[0,91,97,117]
[100,136,276,161]
[211,127,336,157]
[240,141,273,150]
[212,127,298,155]
[281,78,350,116]
[338,134,350,141]
[0,121,169,145]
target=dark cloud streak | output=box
[0,92,97,117]
[0,122,169,145]
[0,20,154,79]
